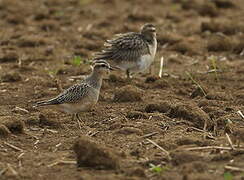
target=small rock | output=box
[113,85,143,102]
[73,136,120,169]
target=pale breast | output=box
[150,38,157,59]
[137,54,153,72]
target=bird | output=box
[94,23,157,78]
[34,60,113,126]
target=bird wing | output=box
[37,83,94,106]
[94,32,150,62]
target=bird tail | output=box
[33,98,58,108]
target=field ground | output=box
[1,0,244,179]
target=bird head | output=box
[92,60,113,76]
[141,23,156,36]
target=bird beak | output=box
[109,66,120,71]
[151,28,156,32]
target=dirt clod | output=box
[1,116,25,134]
[17,36,47,47]
[198,2,218,17]
[0,52,18,63]
[0,125,11,137]
[113,85,143,102]
[207,35,233,52]
[39,114,60,128]
[169,41,197,55]
[108,74,125,83]
[182,161,207,173]
[234,39,244,54]
[158,32,182,46]
[213,0,235,8]
[145,101,171,113]
[190,86,207,98]
[175,137,200,146]
[115,127,143,135]
[169,102,213,128]
[73,136,120,170]
[171,151,203,166]
[205,92,232,101]
[1,0,244,179]
[145,75,160,83]
[126,111,148,119]
[1,72,22,82]
[211,152,232,161]
[201,21,242,35]
[126,167,146,178]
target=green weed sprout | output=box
[72,56,82,66]
[208,55,219,81]
[224,172,233,180]
[149,163,168,174]
[185,71,207,96]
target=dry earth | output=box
[1,0,244,179]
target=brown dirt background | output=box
[1,0,244,179]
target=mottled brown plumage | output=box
[34,60,112,122]
[94,24,157,78]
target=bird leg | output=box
[72,114,76,121]
[126,69,132,79]
[75,113,82,129]
[76,113,82,122]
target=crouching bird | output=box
[34,60,113,126]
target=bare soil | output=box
[1,0,244,179]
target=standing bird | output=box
[94,23,157,78]
[34,60,112,126]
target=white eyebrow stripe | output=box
[94,62,110,67]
